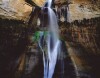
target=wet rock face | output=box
[60,17,100,54]
[0,17,100,78]
[60,17,100,78]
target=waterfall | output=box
[43,0,60,78]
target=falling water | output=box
[43,0,60,78]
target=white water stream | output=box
[43,0,60,78]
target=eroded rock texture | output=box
[0,0,100,21]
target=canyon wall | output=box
[0,0,100,21]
